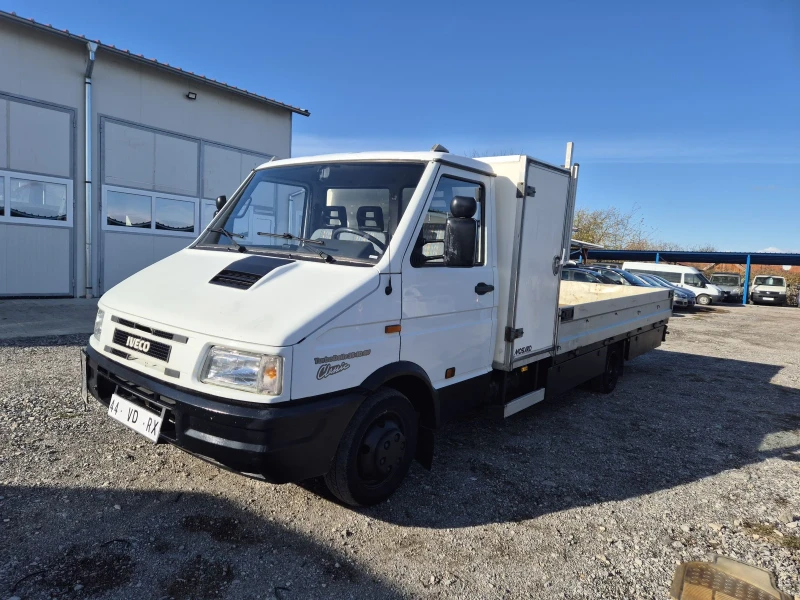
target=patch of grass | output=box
[742,522,775,537]
[779,535,800,550]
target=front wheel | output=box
[697,294,712,306]
[324,388,418,506]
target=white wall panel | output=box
[0,99,7,169]
[0,224,7,294]
[104,121,155,190]
[3,224,70,294]
[8,102,70,177]
[241,152,268,181]
[203,144,241,200]
[154,133,198,196]
[103,232,188,291]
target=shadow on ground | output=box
[0,485,403,599]
[343,349,800,528]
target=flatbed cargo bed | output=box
[556,281,672,354]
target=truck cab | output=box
[83,147,670,506]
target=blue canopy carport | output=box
[573,250,800,305]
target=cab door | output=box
[400,166,497,389]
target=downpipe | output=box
[84,42,98,298]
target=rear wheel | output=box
[697,294,712,306]
[591,347,622,394]
[324,388,418,506]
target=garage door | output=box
[99,119,271,292]
[0,95,74,296]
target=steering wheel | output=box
[331,227,387,251]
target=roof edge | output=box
[0,10,310,117]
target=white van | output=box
[749,275,788,306]
[622,262,722,305]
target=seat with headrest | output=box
[311,206,348,240]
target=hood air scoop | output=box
[209,255,294,290]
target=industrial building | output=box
[0,11,309,297]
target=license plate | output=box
[107,393,164,442]
[762,297,774,301]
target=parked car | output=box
[561,266,616,284]
[710,272,744,303]
[636,274,696,309]
[582,265,630,285]
[646,274,698,302]
[750,275,788,306]
[622,262,722,306]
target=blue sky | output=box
[7,0,799,251]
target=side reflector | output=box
[385,324,401,334]
[445,367,455,379]
[520,365,529,373]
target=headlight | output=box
[201,347,283,395]
[93,309,105,340]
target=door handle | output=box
[475,282,494,295]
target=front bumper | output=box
[752,293,786,304]
[83,345,364,483]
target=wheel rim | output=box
[357,413,406,486]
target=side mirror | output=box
[216,195,227,211]
[444,196,477,268]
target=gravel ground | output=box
[1,305,798,599]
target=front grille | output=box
[111,315,187,343]
[112,329,171,362]
[209,269,262,290]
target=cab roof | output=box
[256,152,497,176]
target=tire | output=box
[697,294,711,306]
[324,387,418,507]
[591,347,622,394]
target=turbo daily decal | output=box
[314,349,371,380]
[313,349,371,365]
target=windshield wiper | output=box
[256,231,325,246]
[208,227,247,253]
[256,231,335,263]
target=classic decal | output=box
[317,362,351,380]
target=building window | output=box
[103,185,199,237]
[0,171,72,226]
[106,190,152,228]
[155,197,195,232]
[9,177,68,221]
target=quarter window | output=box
[412,176,484,267]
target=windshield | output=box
[697,272,712,285]
[196,162,426,264]
[711,275,740,286]
[753,276,785,286]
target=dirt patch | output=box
[180,514,258,544]
[164,555,234,600]
[11,544,133,597]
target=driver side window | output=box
[411,176,484,268]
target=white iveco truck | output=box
[83,145,672,505]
